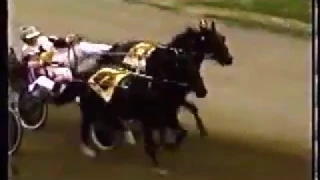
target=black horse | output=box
[79,44,208,170]
[97,19,233,137]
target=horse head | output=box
[153,48,207,98]
[169,19,233,67]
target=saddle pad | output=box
[88,67,130,102]
[122,41,157,70]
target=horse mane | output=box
[108,40,139,52]
[168,26,198,48]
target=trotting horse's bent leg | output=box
[142,126,159,166]
[142,124,169,176]
[165,108,188,148]
[182,100,208,137]
[63,82,97,157]
[170,116,188,148]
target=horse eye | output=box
[200,36,206,41]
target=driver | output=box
[19,25,113,97]
[26,51,71,98]
[20,25,113,65]
[19,26,71,97]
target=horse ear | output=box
[186,27,195,35]
[211,21,216,32]
[222,35,226,42]
[186,27,194,32]
[199,19,208,30]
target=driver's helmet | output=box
[19,26,41,40]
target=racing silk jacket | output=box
[21,35,69,62]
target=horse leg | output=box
[182,100,208,137]
[110,116,136,146]
[122,122,137,145]
[79,96,97,158]
[142,125,159,165]
[165,110,188,148]
[143,125,169,175]
[159,128,166,148]
[172,116,188,148]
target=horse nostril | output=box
[228,56,233,63]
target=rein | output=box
[71,71,188,88]
[130,72,188,87]
[100,50,214,57]
[67,44,79,75]
[103,44,198,88]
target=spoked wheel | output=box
[18,89,48,131]
[8,109,23,156]
[90,122,116,151]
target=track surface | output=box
[11,0,311,179]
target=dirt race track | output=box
[11,0,311,179]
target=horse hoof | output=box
[152,167,169,176]
[176,129,187,146]
[80,144,97,158]
[75,96,80,104]
[124,130,136,145]
[200,131,208,137]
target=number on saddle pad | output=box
[92,71,112,90]
[131,42,156,58]
[88,67,130,102]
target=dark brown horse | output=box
[83,19,233,170]
[97,19,233,138]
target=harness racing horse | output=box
[78,48,207,172]
[96,19,233,138]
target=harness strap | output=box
[50,61,65,67]
[67,44,79,75]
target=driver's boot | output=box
[52,82,67,96]
[30,84,52,102]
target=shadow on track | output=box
[14,105,310,180]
